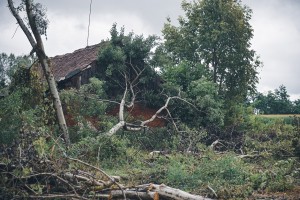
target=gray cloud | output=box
[242,0,300,99]
[1,0,183,56]
[39,0,183,35]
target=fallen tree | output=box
[106,63,198,136]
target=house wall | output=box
[57,61,99,90]
[80,61,99,85]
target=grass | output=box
[256,114,300,125]
[102,150,255,198]
[100,149,300,199]
[259,114,300,118]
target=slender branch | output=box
[165,108,180,132]
[107,73,129,136]
[125,77,136,108]
[11,24,20,39]
[64,172,105,187]
[119,74,128,122]
[67,157,113,182]
[18,172,78,195]
[207,185,218,198]
[141,96,179,126]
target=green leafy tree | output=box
[293,99,300,114]
[162,61,208,91]
[0,65,52,144]
[161,62,224,128]
[274,85,292,114]
[60,78,108,142]
[162,0,261,102]
[97,24,159,103]
[186,77,224,127]
[253,85,293,114]
[0,53,34,88]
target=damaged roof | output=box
[49,43,103,81]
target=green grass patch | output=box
[259,114,300,118]
[100,149,300,199]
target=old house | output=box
[49,42,105,89]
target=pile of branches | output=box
[0,129,212,200]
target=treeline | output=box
[252,85,300,114]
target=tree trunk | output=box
[110,184,213,200]
[212,49,218,84]
[7,0,70,146]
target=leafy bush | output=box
[244,116,296,158]
[0,67,52,144]
[60,78,107,118]
[250,158,297,192]
[60,78,109,142]
[69,135,129,166]
[124,127,176,151]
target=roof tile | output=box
[49,43,102,81]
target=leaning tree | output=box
[8,0,70,146]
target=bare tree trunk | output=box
[7,0,70,146]
[107,81,127,136]
[212,49,218,84]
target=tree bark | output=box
[7,0,70,146]
[107,81,127,136]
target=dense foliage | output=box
[162,0,262,103]
[252,85,300,114]
[0,53,33,89]
[97,24,160,104]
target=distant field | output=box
[259,114,300,118]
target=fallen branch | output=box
[67,156,126,199]
[209,139,226,151]
[237,154,261,159]
[110,184,214,200]
[207,185,218,198]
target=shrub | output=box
[244,116,296,158]
[68,135,129,166]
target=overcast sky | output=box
[1,0,300,100]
